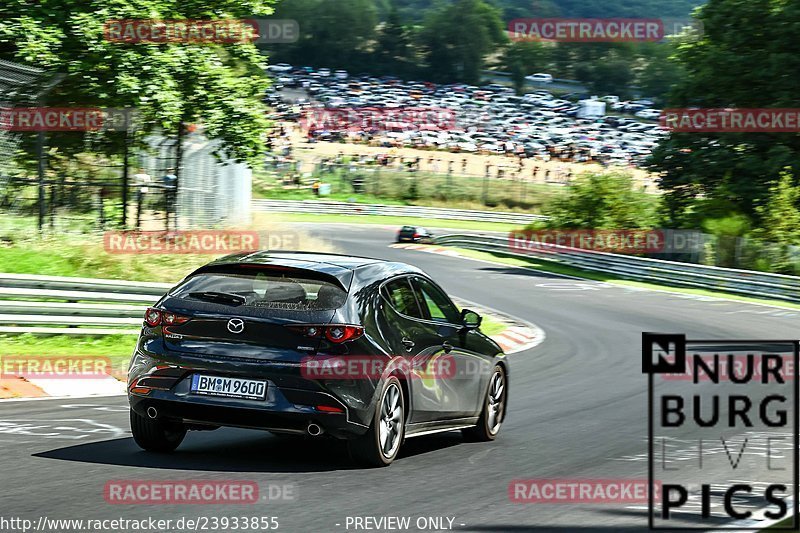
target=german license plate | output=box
[190,374,267,400]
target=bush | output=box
[539,171,659,229]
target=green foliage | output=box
[418,0,507,84]
[755,172,800,246]
[541,172,659,229]
[0,0,274,166]
[648,0,800,227]
[377,0,702,21]
[271,0,377,70]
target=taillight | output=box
[325,325,363,343]
[163,312,191,325]
[413,233,420,238]
[144,308,191,327]
[287,324,364,344]
[144,308,161,327]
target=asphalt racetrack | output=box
[2,223,798,532]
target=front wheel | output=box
[463,365,507,441]
[348,377,405,467]
[130,409,186,452]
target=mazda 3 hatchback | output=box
[128,251,508,466]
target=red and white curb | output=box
[391,243,461,257]
[491,325,541,354]
[449,297,544,355]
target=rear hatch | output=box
[158,264,350,361]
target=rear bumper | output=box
[130,390,366,439]
[127,350,378,439]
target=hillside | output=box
[376,0,704,21]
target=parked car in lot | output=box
[396,226,434,243]
[318,68,331,77]
[635,109,662,121]
[334,70,348,80]
[267,67,667,165]
[267,63,293,73]
[525,73,553,84]
[128,252,508,466]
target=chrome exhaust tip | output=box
[307,422,323,436]
[146,406,158,419]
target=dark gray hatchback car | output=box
[128,251,508,466]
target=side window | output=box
[411,277,460,323]
[382,277,423,319]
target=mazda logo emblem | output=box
[227,318,245,334]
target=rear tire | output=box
[130,409,186,452]
[348,377,405,467]
[463,365,507,442]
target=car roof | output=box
[198,251,424,288]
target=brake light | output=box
[162,312,191,326]
[144,308,191,327]
[413,233,420,238]
[144,308,161,327]
[325,325,363,343]
[287,324,364,344]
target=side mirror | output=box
[461,309,482,330]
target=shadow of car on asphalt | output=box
[33,427,466,473]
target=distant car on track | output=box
[128,252,507,466]
[396,226,434,243]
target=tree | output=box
[270,0,377,71]
[635,42,685,103]
[647,0,800,225]
[374,7,416,77]
[499,41,551,93]
[755,171,800,244]
[0,0,274,166]
[419,0,506,84]
[542,172,659,229]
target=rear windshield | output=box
[170,270,347,311]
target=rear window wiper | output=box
[186,291,246,306]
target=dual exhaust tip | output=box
[146,406,324,437]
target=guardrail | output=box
[5,230,799,334]
[252,199,544,225]
[0,274,170,335]
[433,233,800,304]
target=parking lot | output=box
[265,65,665,181]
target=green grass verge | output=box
[477,315,507,337]
[275,213,522,233]
[0,237,212,282]
[449,247,800,311]
[0,334,135,374]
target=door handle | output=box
[402,338,415,351]
[442,341,453,354]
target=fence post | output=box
[37,131,45,232]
